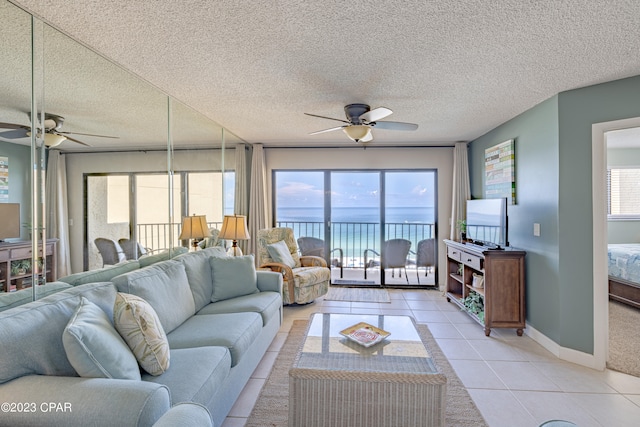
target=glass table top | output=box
[295,313,438,375]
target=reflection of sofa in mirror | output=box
[0,247,283,426]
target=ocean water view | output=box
[277,206,435,223]
[276,206,436,268]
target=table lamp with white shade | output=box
[178,214,209,251]
[218,214,250,256]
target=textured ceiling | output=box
[4,0,640,149]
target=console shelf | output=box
[444,239,526,336]
[0,240,58,293]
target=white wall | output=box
[264,146,454,288]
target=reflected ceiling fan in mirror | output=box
[305,103,418,143]
[0,113,119,147]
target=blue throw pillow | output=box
[209,255,259,302]
[62,297,141,380]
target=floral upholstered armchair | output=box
[257,227,330,305]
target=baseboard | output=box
[525,324,604,371]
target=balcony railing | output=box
[136,221,222,252]
[277,220,435,268]
[135,220,435,268]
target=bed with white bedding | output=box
[608,243,640,309]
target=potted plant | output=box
[11,259,32,276]
[461,291,485,322]
[456,219,467,242]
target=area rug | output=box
[607,300,640,377]
[246,320,488,427]
[323,286,391,303]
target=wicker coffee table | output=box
[289,313,446,427]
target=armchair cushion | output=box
[266,240,296,268]
[257,227,301,268]
[209,255,259,302]
[62,297,140,380]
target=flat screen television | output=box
[466,198,508,248]
[0,203,21,241]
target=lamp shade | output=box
[343,125,371,142]
[178,215,209,240]
[218,215,250,241]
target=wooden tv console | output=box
[444,239,526,336]
[0,240,58,293]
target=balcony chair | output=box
[363,238,412,284]
[297,236,344,278]
[118,238,149,260]
[94,238,126,266]
[415,238,436,284]
[257,227,330,305]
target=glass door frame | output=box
[273,168,438,288]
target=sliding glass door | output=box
[274,169,437,287]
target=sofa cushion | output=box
[0,282,118,384]
[167,312,262,366]
[0,281,71,312]
[138,247,188,268]
[58,260,140,286]
[209,255,259,302]
[112,260,195,334]
[62,297,140,380]
[113,293,170,376]
[143,347,231,406]
[173,247,228,311]
[197,291,282,326]
[266,240,296,268]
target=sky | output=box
[275,171,435,209]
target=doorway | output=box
[592,117,640,371]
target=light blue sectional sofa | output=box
[0,247,283,427]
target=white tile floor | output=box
[222,289,640,427]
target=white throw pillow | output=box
[113,293,170,376]
[266,240,296,268]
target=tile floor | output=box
[222,289,640,427]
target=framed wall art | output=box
[484,139,515,204]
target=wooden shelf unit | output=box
[0,240,58,293]
[444,239,526,336]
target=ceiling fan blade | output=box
[304,112,351,124]
[360,107,392,123]
[62,135,91,146]
[0,129,29,139]
[371,121,418,131]
[309,126,344,135]
[0,122,27,130]
[58,131,119,139]
[360,132,374,143]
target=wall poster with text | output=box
[484,140,515,204]
[0,156,8,202]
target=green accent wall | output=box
[469,96,561,343]
[469,74,640,354]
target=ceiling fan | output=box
[0,113,118,147]
[305,103,418,143]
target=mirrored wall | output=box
[0,0,244,299]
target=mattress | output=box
[608,243,640,284]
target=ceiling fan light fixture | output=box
[343,125,370,142]
[26,131,67,147]
[44,133,67,147]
